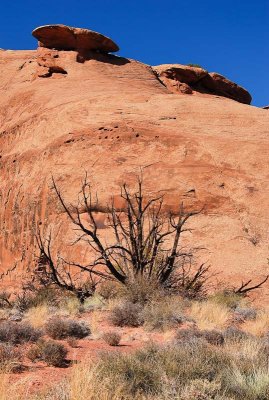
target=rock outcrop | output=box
[32,24,119,53]
[0,26,268,298]
[36,47,67,77]
[153,64,252,104]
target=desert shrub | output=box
[0,321,42,344]
[14,285,76,314]
[201,330,224,346]
[98,281,121,300]
[98,349,162,395]
[209,290,243,309]
[119,278,163,305]
[224,326,250,342]
[180,379,222,400]
[97,341,230,396]
[102,331,121,346]
[176,328,224,346]
[109,301,143,327]
[222,366,269,400]
[233,307,257,323]
[45,317,90,339]
[27,339,67,367]
[0,291,12,309]
[142,297,186,331]
[175,328,203,343]
[0,343,22,370]
[187,63,203,68]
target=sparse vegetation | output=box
[187,63,203,68]
[0,343,22,371]
[1,176,269,399]
[0,321,42,344]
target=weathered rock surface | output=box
[197,72,252,104]
[36,47,67,77]
[32,24,119,53]
[0,42,268,298]
[153,64,252,104]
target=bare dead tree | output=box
[34,174,269,301]
[234,275,269,296]
[35,230,98,303]
[35,174,208,298]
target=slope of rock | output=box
[0,28,269,295]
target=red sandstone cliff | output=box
[0,26,268,293]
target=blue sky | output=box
[1,0,268,106]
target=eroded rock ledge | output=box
[153,64,252,104]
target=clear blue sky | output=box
[1,0,268,106]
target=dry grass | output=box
[25,304,50,328]
[223,338,264,361]
[189,300,231,330]
[0,373,32,400]
[242,310,269,336]
[142,296,186,331]
[89,310,102,338]
[69,362,127,400]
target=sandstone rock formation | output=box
[153,64,252,104]
[32,24,119,53]
[0,26,268,298]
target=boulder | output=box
[32,24,119,53]
[197,72,252,104]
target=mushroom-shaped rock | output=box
[32,24,119,53]
[198,73,252,105]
